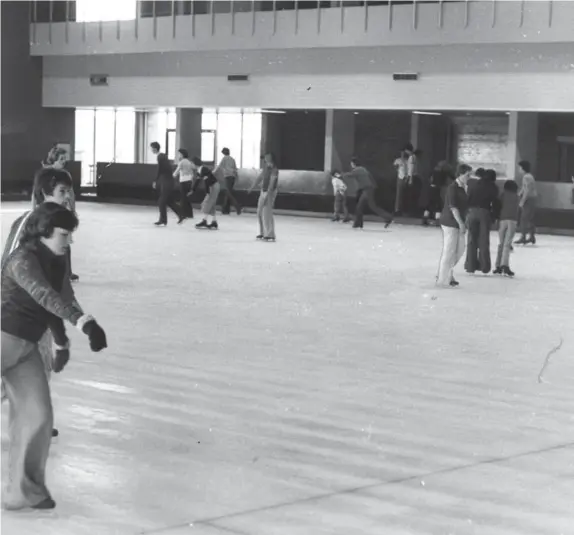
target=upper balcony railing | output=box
[29,0,574,56]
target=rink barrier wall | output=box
[0,159,82,197]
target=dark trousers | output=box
[179,181,194,218]
[464,207,492,273]
[221,176,241,214]
[158,181,180,224]
[354,187,393,227]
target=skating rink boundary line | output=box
[139,440,574,535]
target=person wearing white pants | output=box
[436,164,472,287]
[249,152,279,242]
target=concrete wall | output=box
[41,72,574,112]
[30,2,574,56]
[1,1,75,181]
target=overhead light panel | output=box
[412,111,442,116]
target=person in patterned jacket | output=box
[1,202,107,511]
[1,168,78,438]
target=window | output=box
[201,132,216,163]
[76,0,137,21]
[216,111,243,166]
[241,112,263,169]
[201,109,262,168]
[74,109,95,186]
[95,109,116,165]
[115,109,136,163]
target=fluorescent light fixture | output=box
[412,111,442,116]
[261,109,287,114]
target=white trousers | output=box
[437,225,466,285]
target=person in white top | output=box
[173,148,196,220]
[330,170,350,222]
[515,160,538,245]
[393,150,408,214]
[214,148,242,215]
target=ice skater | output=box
[422,161,454,226]
[341,158,393,229]
[249,152,279,241]
[36,146,79,281]
[330,170,350,222]
[192,157,221,230]
[436,164,472,288]
[2,168,80,438]
[1,202,107,511]
[494,180,519,277]
[173,148,195,221]
[214,148,242,215]
[464,168,499,274]
[515,160,538,245]
[151,141,181,226]
[393,150,408,215]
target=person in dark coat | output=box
[151,141,182,226]
[464,168,500,274]
[421,161,455,226]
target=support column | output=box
[324,109,355,172]
[507,111,538,179]
[176,108,202,160]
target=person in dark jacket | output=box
[342,157,393,229]
[151,141,182,226]
[1,203,107,511]
[422,161,455,226]
[192,157,221,230]
[436,164,472,287]
[464,168,499,274]
[494,180,520,276]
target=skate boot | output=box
[502,266,515,277]
[195,220,209,229]
[526,234,536,245]
[514,235,527,245]
[493,266,503,275]
[207,221,219,230]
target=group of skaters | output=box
[1,147,108,510]
[150,142,279,241]
[434,160,538,288]
[0,140,540,511]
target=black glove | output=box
[52,348,70,373]
[82,320,108,352]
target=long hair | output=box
[20,202,79,247]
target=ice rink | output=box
[2,202,573,535]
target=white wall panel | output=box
[43,72,574,112]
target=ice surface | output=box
[1,202,573,535]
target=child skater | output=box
[494,180,519,277]
[249,152,279,241]
[330,170,350,222]
[192,157,220,230]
